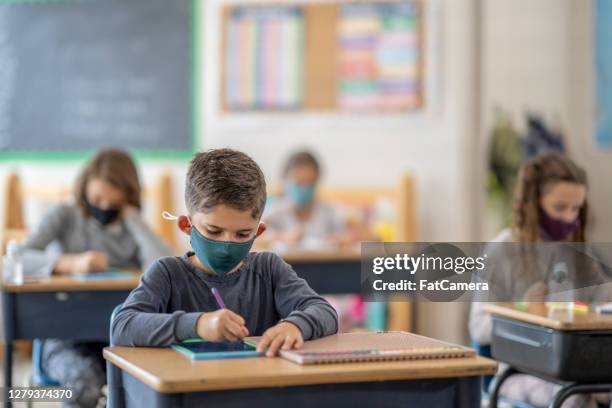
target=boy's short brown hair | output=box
[185,149,267,218]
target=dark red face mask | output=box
[539,208,580,241]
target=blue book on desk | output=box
[74,271,135,281]
[172,339,264,360]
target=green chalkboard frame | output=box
[0,0,200,162]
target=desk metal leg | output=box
[489,366,519,408]
[106,360,125,408]
[549,383,612,408]
[2,292,15,408]
[2,342,11,389]
[2,342,12,408]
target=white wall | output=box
[201,0,478,245]
[481,0,612,241]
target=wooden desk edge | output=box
[483,304,602,330]
[281,251,362,263]
[0,275,141,293]
[103,348,166,391]
[104,348,497,394]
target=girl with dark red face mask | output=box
[470,153,609,408]
[513,153,588,243]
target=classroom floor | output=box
[0,350,62,408]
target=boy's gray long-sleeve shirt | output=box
[111,251,339,346]
[20,204,173,277]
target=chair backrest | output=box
[2,171,177,253]
[107,303,124,408]
[31,339,60,386]
[269,172,416,241]
[109,303,123,346]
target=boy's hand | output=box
[196,309,249,342]
[257,321,303,357]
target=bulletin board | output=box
[219,1,425,113]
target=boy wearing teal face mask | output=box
[112,149,338,356]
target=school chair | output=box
[2,170,178,253]
[31,339,60,387]
[318,174,416,332]
[24,339,60,408]
[266,173,416,332]
[107,303,124,408]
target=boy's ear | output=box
[256,222,266,237]
[177,215,191,236]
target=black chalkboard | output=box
[0,0,194,158]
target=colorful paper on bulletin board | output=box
[338,2,421,111]
[595,0,612,148]
[225,7,304,110]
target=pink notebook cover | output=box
[245,331,475,365]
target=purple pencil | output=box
[210,287,226,309]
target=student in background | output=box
[262,150,362,251]
[470,153,606,408]
[20,148,172,408]
[261,150,376,331]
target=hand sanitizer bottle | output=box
[3,240,24,285]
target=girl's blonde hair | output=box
[512,153,588,242]
[74,148,141,214]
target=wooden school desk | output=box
[484,303,612,408]
[0,273,140,392]
[282,249,412,331]
[104,346,497,408]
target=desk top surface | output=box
[0,272,141,293]
[484,303,612,331]
[103,346,497,393]
[0,248,364,293]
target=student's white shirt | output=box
[263,198,346,251]
[468,229,513,344]
[469,228,612,344]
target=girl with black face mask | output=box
[19,148,172,408]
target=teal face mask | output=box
[285,183,315,208]
[190,224,255,277]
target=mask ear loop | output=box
[161,211,193,227]
[161,211,178,221]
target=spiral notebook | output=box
[244,331,475,365]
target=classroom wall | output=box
[0,0,479,345]
[201,0,479,245]
[481,0,612,242]
[6,0,608,345]
[76,0,612,346]
[201,0,480,345]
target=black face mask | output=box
[86,202,120,226]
